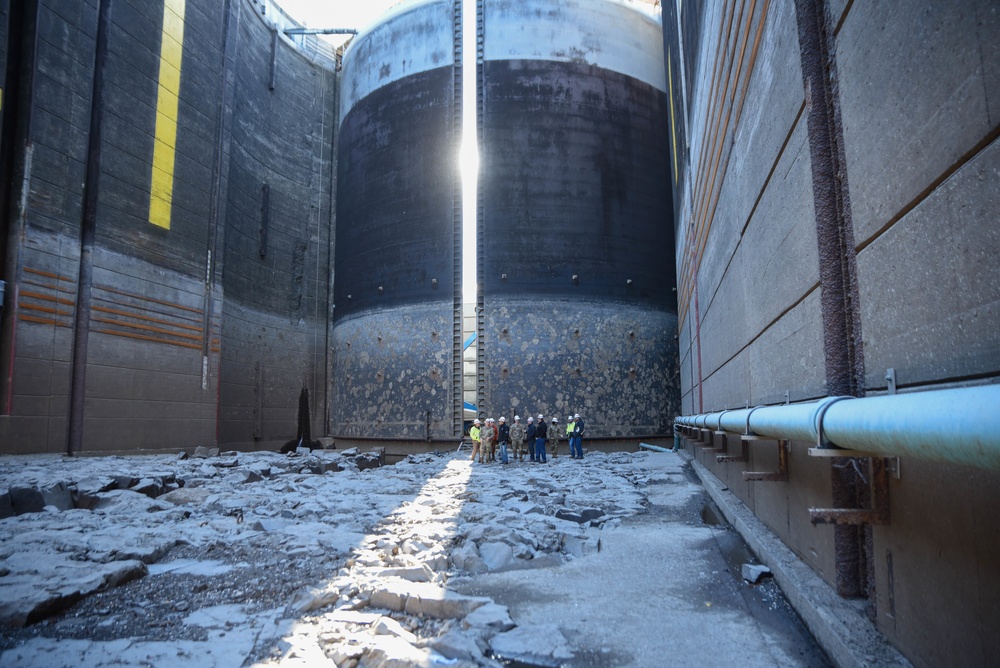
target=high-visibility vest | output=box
[566,421,575,435]
[470,426,480,441]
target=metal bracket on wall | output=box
[696,428,714,446]
[742,437,788,482]
[704,430,727,455]
[809,455,891,525]
[716,435,748,463]
[885,367,897,395]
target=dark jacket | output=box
[573,419,585,437]
[536,421,548,439]
[526,422,536,441]
[498,423,510,443]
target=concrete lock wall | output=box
[0,0,337,454]
[216,2,336,449]
[668,1,1000,666]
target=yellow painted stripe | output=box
[148,0,186,230]
[668,52,678,184]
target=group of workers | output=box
[468,413,586,464]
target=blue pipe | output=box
[676,384,1000,470]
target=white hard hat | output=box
[514,415,520,420]
[474,419,480,424]
[528,417,534,422]
[538,414,543,419]
[574,413,580,418]
[568,415,573,420]
[499,416,505,421]
[552,417,558,423]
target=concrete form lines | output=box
[681,0,742,318]
[679,0,771,328]
[701,99,806,325]
[854,122,1000,256]
[16,266,77,329]
[696,281,821,411]
[86,281,207,352]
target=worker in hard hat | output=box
[549,417,560,458]
[535,414,548,462]
[469,419,482,463]
[498,416,510,464]
[564,415,576,458]
[480,418,496,464]
[510,415,526,461]
[571,412,585,458]
[525,416,537,461]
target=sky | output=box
[275,0,402,47]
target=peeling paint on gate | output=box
[482,298,679,437]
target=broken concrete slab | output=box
[450,542,487,574]
[369,581,490,620]
[742,563,772,584]
[131,478,163,499]
[489,623,574,666]
[41,483,74,511]
[8,486,45,515]
[374,615,417,644]
[462,601,515,633]
[0,558,147,627]
[159,486,212,506]
[427,627,486,662]
[0,492,14,519]
[478,541,514,571]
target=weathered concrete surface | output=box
[331,303,453,440]
[836,0,1000,245]
[0,449,844,667]
[0,0,337,455]
[687,454,908,668]
[483,298,678,437]
[671,2,1000,662]
[453,451,833,667]
[339,0,454,119]
[482,0,664,91]
[856,140,1000,390]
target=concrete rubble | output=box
[742,563,772,584]
[1,448,834,667]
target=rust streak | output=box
[91,315,203,340]
[19,290,76,306]
[95,284,204,315]
[22,278,77,295]
[92,328,203,350]
[678,0,772,329]
[20,303,73,317]
[24,267,75,282]
[92,305,203,332]
[18,314,71,327]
